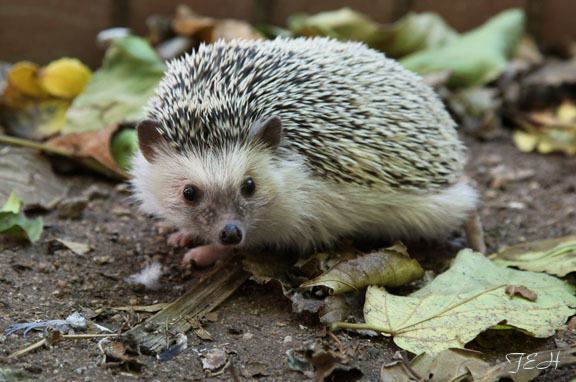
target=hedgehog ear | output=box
[137,120,165,163]
[248,116,282,149]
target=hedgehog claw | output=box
[168,230,195,247]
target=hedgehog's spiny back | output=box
[148,37,465,192]
[149,41,297,150]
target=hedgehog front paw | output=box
[167,230,196,247]
[181,245,233,267]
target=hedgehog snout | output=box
[218,222,244,246]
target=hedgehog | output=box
[131,37,484,266]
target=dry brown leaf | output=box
[46,124,126,177]
[172,5,261,42]
[300,243,423,294]
[202,19,263,42]
[172,6,215,37]
[100,340,145,372]
[195,327,213,341]
[505,285,538,301]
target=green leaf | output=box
[401,9,525,88]
[375,12,458,57]
[288,8,379,44]
[300,243,423,294]
[64,36,166,133]
[0,192,43,242]
[110,128,138,171]
[490,236,576,277]
[288,9,457,58]
[1,191,22,213]
[355,250,576,355]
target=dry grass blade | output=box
[124,255,249,353]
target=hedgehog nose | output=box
[219,224,243,245]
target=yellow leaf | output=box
[512,130,538,152]
[556,99,576,123]
[537,139,555,154]
[39,58,92,99]
[7,61,47,98]
[1,98,69,139]
[34,99,70,136]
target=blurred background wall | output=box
[0,0,574,67]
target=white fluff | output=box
[126,262,164,290]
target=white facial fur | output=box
[131,142,304,247]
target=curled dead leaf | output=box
[505,285,538,301]
[300,243,423,294]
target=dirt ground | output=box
[0,130,575,381]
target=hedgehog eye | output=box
[241,177,256,197]
[182,184,198,202]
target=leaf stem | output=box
[330,322,386,333]
[0,134,70,156]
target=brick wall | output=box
[0,0,574,67]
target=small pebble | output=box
[94,256,111,265]
[242,332,254,340]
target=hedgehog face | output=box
[132,116,284,248]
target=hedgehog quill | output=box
[131,37,484,266]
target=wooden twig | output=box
[7,338,47,359]
[7,333,118,359]
[124,255,249,354]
